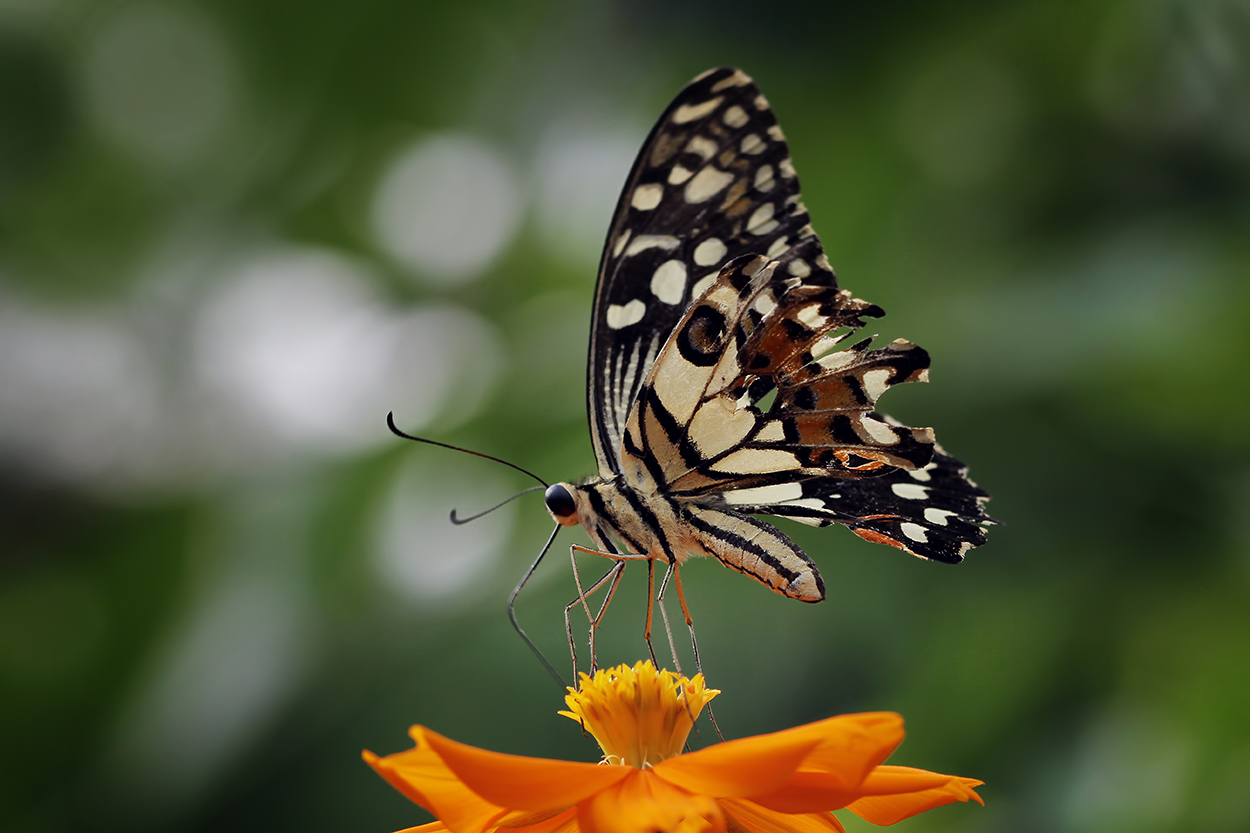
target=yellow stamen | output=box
[559,661,720,768]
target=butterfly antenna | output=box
[386,412,548,487]
[450,486,545,525]
[510,523,569,689]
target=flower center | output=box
[559,661,719,768]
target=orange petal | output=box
[418,726,631,812]
[720,798,845,833]
[579,770,725,833]
[364,747,508,833]
[845,766,984,825]
[398,825,450,833]
[745,771,860,814]
[792,713,904,787]
[495,807,577,829]
[653,725,823,798]
[656,713,900,801]
[497,806,580,833]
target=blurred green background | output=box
[2,1,1249,831]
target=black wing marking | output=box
[723,444,995,564]
[587,67,818,477]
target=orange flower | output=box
[364,661,982,833]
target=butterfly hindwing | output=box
[622,255,937,497]
[588,67,818,477]
[722,443,993,564]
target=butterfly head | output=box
[544,483,582,527]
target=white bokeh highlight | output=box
[194,247,503,456]
[0,294,164,488]
[372,134,522,285]
[372,450,518,605]
[533,120,641,264]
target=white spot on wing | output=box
[754,164,775,191]
[685,135,717,160]
[624,235,680,257]
[797,306,824,328]
[685,167,734,203]
[694,238,727,267]
[862,368,891,401]
[631,183,663,211]
[910,466,933,482]
[768,125,785,141]
[924,507,955,526]
[818,351,856,372]
[724,482,804,505]
[740,134,765,155]
[672,97,723,124]
[753,421,786,442]
[779,158,796,178]
[711,71,751,92]
[767,236,790,257]
[787,259,810,277]
[723,105,749,128]
[900,522,928,542]
[650,260,687,305]
[612,229,632,258]
[668,165,693,185]
[748,202,778,235]
[891,482,929,500]
[715,448,802,474]
[606,299,646,329]
[859,417,898,445]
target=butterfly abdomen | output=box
[683,502,824,601]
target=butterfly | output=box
[536,67,993,670]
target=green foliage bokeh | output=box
[2,2,1248,832]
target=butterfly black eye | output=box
[544,484,577,519]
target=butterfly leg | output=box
[653,561,685,677]
[659,561,725,742]
[566,544,650,680]
[671,565,698,666]
[587,563,625,676]
[643,559,660,669]
[563,561,624,680]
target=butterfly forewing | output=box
[588,67,826,477]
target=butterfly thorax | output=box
[544,476,825,602]
[545,476,694,565]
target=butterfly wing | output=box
[588,67,816,477]
[608,81,994,563]
[723,443,993,564]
